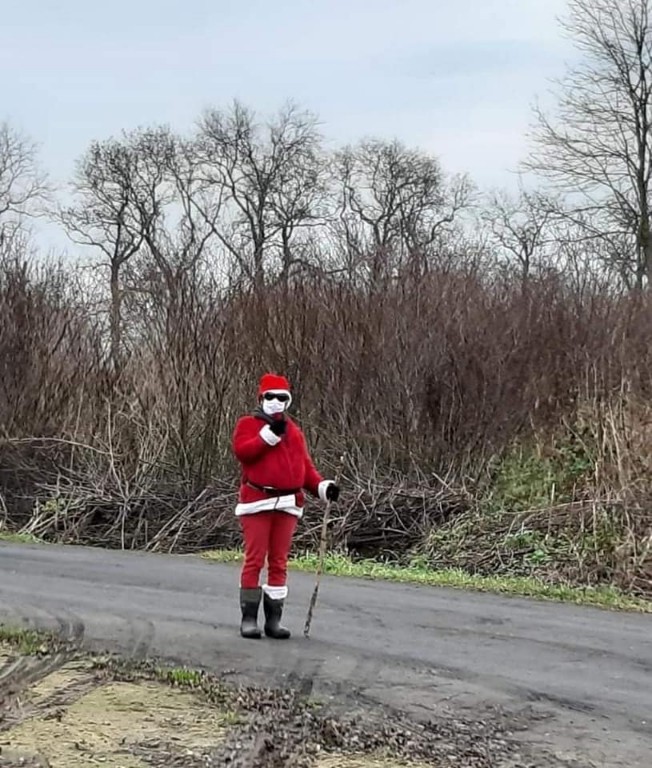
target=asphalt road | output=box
[0,541,650,767]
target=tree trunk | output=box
[110,261,123,371]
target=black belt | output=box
[246,480,301,496]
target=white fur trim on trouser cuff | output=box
[318,480,334,502]
[263,584,288,600]
[259,424,281,446]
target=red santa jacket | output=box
[232,413,327,517]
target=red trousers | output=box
[239,511,298,593]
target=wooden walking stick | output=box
[303,454,345,639]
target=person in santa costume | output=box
[232,373,340,639]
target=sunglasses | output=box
[262,392,290,403]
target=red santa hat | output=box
[258,372,291,397]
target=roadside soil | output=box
[0,637,567,768]
[0,642,228,767]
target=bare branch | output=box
[524,0,652,288]
[0,121,49,223]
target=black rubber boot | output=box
[240,587,262,639]
[263,592,291,639]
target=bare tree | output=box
[116,128,204,285]
[59,134,148,369]
[524,0,652,289]
[481,187,558,288]
[331,138,472,285]
[195,100,325,287]
[60,126,221,370]
[0,121,48,250]
[549,214,627,296]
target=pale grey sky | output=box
[2,0,574,252]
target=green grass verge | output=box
[201,549,652,613]
[0,530,43,544]
[0,625,57,655]
[2,527,648,614]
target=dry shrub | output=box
[1,249,652,594]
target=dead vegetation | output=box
[0,87,651,601]
[1,246,651,598]
[0,628,551,768]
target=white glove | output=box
[318,480,336,502]
[260,424,281,446]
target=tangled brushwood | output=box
[5,0,652,606]
[1,96,652,601]
[1,249,651,598]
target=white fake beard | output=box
[262,398,289,416]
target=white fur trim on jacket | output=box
[235,495,303,517]
[318,480,334,502]
[263,583,288,600]
[259,424,281,446]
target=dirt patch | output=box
[0,636,569,768]
[0,645,227,767]
[318,758,429,768]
